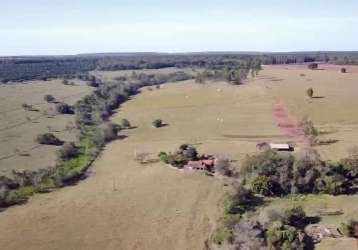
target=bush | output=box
[36,133,63,145]
[158,152,170,163]
[152,119,163,128]
[56,102,74,114]
[167,153,186,168]
[298,116,318,141]
[266,222,303,249]
[182,146,198,161]
[22,103,34,111]
[306,88,314,98]
[251,175,274,196]
[308,63,318,70]
[103,123,121,141]
[224,185,255,215]
[120,119,131,129]
[341,68,347,73]
[58,142,79,160]
[44,94,55,103]
[283,206,306,227]
[212,227,233,245]
[215,157,231,176]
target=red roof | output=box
[187,160,214,169]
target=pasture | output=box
[0,80,92,176]
[0,65,358,249]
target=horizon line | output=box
[1,50,358,58]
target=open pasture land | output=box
[0,78,285,250]
[258,64,358,160]
[1,65,358,249]
[0,80,92,176]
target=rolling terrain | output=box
[1,65,358,249]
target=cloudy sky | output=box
[1,0,357,55]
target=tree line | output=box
[2,52,358,83]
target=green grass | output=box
[212,227,233,245]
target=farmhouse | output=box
[186,159,215,172]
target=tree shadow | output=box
[305,216,321,225]
[318,139,339,145]
[116,135,128,140]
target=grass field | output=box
[0,66,358,249]
[0,79,92,176]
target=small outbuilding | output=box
[269,143,293,151]
[257,142,294,151]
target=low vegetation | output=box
[308,63,318,70]
[44,94,55,103]
[212,147,358,248]
[36,133,63,146]
[158,144,199,169]
[152,119,163,128]
[307,87,314,98]
[56,102,75,114]
[120,118,131,129]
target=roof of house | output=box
[201,159,214,165]
[269,143,291,149]
[187,160,213,169]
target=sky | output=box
[1,0,358,56]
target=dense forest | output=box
[1,51,358,82]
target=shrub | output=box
[56,102,74,114]
[58,142,79,160]
[167,153,186,168]
[283,206,306,227]
[44,94,55,103]
[212,227,233,245]
[339,220,358,237]
[21,103,33,111]
[120,119,131,129]
[215,157,231,176]
[36,133,63,145]
[152,119,163,128]
[299,116,318,138]
[158,152,170,163]
[224,185,255,215]
[308,63,318,70]
[62,79,69,85]
[250,175,274,196]
[341,68,347,73]
[266,221,303,249]
[306,88,314,98]
[182,146,198,161]
[179,144,189,152]
[103,123,121,141]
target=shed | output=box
[269,143,293,151]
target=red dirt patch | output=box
[272,99,310,146]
